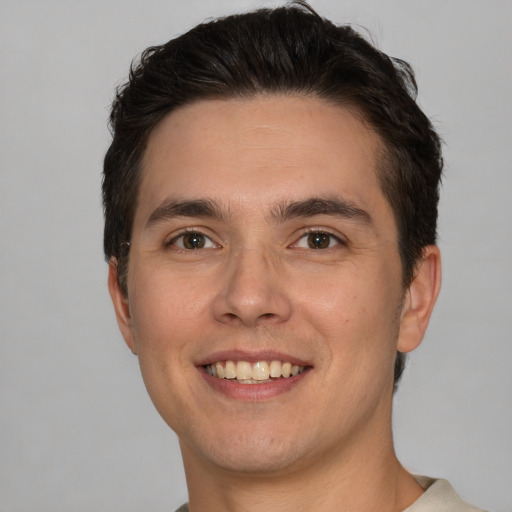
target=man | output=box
[103,3,486,511]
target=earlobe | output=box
[107,259,137,355]
[397,246,442,354]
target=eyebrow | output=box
[270,197,372,225]
[145,195,372,230]
[146,198,226,229]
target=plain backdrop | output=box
[0,1,510,511]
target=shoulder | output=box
[174,478,487,512]
[405,476,488,512]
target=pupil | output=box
[308,233,330,249]
[183,233,205,249]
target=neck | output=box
[180,414,423,512]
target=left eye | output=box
[295,232,341,249]
[170,232,218,250]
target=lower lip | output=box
[200,369,310,401]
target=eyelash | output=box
[165,230,219,250]
[164,228,346,251]
[292,229,345,250]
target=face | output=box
[109,95,438,476]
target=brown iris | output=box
[307,232,331,249]
[182,232,206,249]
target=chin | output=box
[210,441,301,475]
[180,422,311,475]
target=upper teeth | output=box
[205,360,305,382]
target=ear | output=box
[397,245,442,353]
[108,258,137,354]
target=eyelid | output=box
[290,227,347,248]
[164,227,221,249]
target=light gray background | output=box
[1,0,510,511]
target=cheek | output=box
[293,263,403,359]
[297,266,399,322]
[128,265,213,354]
[126,267,210,429]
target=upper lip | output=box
[196,349,311,367]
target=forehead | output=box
[137,95,391,227]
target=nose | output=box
[212,248,292,327]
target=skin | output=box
[109,95,441,511]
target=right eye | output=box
[168,232,218,250]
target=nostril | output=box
[226,313,238,320]
[219,311,278,326]
[212,276,293,326]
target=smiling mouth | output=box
[204,360,307,384]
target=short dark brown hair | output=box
[103,2,443,386]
